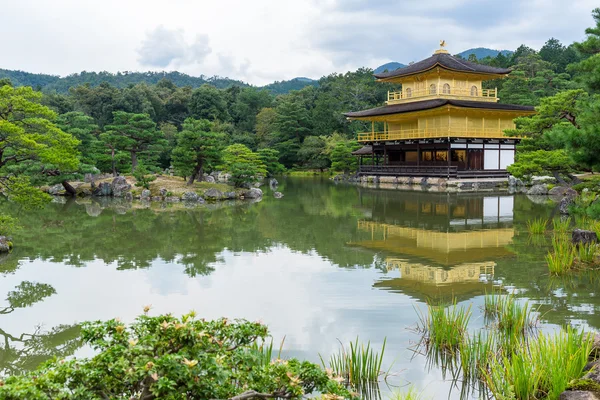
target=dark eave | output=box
[351,145,373,155]
[344,99,535,119]
[374,53,512,80]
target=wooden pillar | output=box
[447,141,451,177]
[466,142,470,171]
[384,143,387,166]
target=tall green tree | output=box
[171,118,225,185]
[330,140,361,174]
[101,112,165,174]
[298,136,330,171]
[0,83,79,202]
[221,144,266,187]
[257,148,285,177]
[189,84,230,122]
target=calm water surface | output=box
[0,178,599,398]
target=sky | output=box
[0,0,597,86]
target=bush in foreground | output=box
[0,311,352,400]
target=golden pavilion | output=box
[345,42,536,178]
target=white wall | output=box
[484,149,499,170]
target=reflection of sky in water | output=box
[1,246,470,397]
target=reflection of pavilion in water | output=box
[352,193,515,301]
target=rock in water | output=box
[269,178,278,189]
[47,184,65,195]
[527,184,549,196]
[548,186,578,198]
[273,192,284,199]
[572,229,598,245]
[559,391,600,400]
[111,176,131,197]
[204,175,216,183]
[559,196,576,214]
[243,188,263,199]
[0,236,12,253]
[223,192,237,200]
[181,192,200,202]
[204,188,224,200]
[140,189,151,200]
[93,182,113,197]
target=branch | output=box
[225,390,293,400]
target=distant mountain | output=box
[0,68,60,88]
[456,48,513,60]
[0,68,318,94]
[262,77,318,95]
[374,62,407,74]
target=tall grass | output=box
[483,327,594,400]
[526,217,548,235]
[576,242,598,264]
[417,302,471,353]
[320,337,387,386]
[552,217,571,235]
[484,294,537,336]
[250,336,285,366]
[546,236,576,275]
[458,331,497,380]
[389,386,424,400]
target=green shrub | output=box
[0,312,352,400]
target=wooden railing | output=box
[357,128,510,142]
[359,165,458,177]
[387,87,497,103]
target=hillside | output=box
[0,68,318,95]
[456,48,513,60]
[262,77,318,95]
[374,62,407,74]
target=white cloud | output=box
[0,0,597,85]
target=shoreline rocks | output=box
[0,236,13,253]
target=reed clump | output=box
[483,327,594,400]
[417,301,471,354]
[458,331,497,380]
[320,337,387,387]
[389,386,425,400]
[546,236,577,275]
[526,217,548,235]
[552,217,572,236]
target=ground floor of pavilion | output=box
[354,137,518,178]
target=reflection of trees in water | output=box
[0,281,82,375]
[0,179,374,276]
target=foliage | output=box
[171,118,225,184]
[0,312,352,399]
[0,215,19,236]
[330,141,361,174]
[257,148,285,177]
[102,112,166,173]
[221,144,267,187]
[507,149,574,181]
[132,163,157,190]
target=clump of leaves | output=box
[0,215,19,236]
[133,163,157,190]
[0,312,353,399]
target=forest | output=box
[0,7,599,198]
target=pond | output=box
[0,177,598,398]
